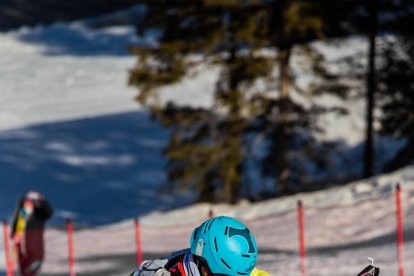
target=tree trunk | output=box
[229,161,242,204]
[198,173,216,202]
[277,46,292,195]
[226,16,243,203]
[364,0,378,178]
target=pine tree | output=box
[128,0,364,201]
[254,0,331,195]
[129,1,272,203]
[377,2,414,171]
[356,0,414,172]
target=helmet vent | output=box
[214,237,218,252]
[224,226,228,235]
[207,219,214,230]
[203,221,209,234]
[220,258,231,269]
[241,254,250,258]
[237,272,248,275]
[193,228,198,241]
[204,218,214,234]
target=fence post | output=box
[208,207,214,218]
[395,184,405,276]
[67,219,75,276]
[3,219,14,276]
[134,218,143,266]
[297,200,307,276]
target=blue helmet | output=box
[190,216,258,276]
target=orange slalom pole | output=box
[3,219,14,276]
[208,208,214,218]
[297,200,307,276]
[134,218,143,266]
[395,184,405,276]
[67,219,75,276]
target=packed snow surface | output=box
[1,165,413,275]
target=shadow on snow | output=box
[0,111,194,226]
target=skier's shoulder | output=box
[251,267,271,276]
[130,249,188,276]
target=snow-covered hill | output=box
[0,20,220,226]
[1,165,414,275]
[0,16,406,223]
[0,23,138,131]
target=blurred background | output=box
[0,0,414,275]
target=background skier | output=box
[11,190,53,276]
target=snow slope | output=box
[0,20,221,227]
[1,165,413,275]
[0,22,138,131]
[0,21,218,132]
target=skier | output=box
[130,216,269,276]
[357,258,380,276]
[129,215,380,276]
[11,190,53,276]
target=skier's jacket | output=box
[130,249,270,276]
[11,194,53,239]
